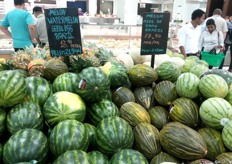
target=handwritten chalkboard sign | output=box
[44,8,82,57]
[140,12,170,55]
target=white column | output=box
[88,0,97,16]
[124,0,138,25]
[172,0,186,23]
[56,0,67,8]
[4,0,14,14]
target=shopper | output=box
[198,19,224,55]
[224,15,232,72]
[33,6,48,48]
[78,8,84,16]
[0,0,36,52]
[205,9,228,39]
[177,9,205,58]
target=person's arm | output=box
[216,31,224,49]
[0,26,12,38]
[177,27,187,58]
[179,46,187,58]
[28,24,36,43]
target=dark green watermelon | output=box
[25,76,52,106]
[96,116,134,156]
[49,120,89,157]
[110,149,148,164]
[0,108,6,135]
[6,102,43,134]
[3,129,48,164]
[53,150,93,164]
[88,151,109,164]
[88,99,119,126]
[84,123,96,151]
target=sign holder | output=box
[140,12,170,68]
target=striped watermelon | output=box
[74,67,111,103]
[53,150,93,164]
[3,129,48,164]
[25,76,52,106]
[120,102,150,127]
[52,72,79,93]
[159,122,207,160]
[133,123,161,160]
[110,149,148,164]
[225,88,232,105]
[150,152,180,164]
[169,98,200,128]
[148,106,171,130]
[199,74,228,98]
[6,102,43,134]
[88,99,119,126]
[84,123,96,151]
[134,86,154,110]
[176,72,200,99]
[0,108,6,135]
[100,61,130,89]
[198,128,226,160]
[190,64,209,78]
[222,121,232,151]
[128,64,158,87]
[154,80,178,106]
[49,120,89,157]
[43,91,86,126]
[200,98,232,129]
[157,61,181,82]
[88,151,109,164]
[215,152,232,164]
[0,70,27,108]
[95,116,134,156]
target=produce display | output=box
[0,42,232,164]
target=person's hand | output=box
[31,38,37,44]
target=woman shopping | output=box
[198,19,224,68]
[224,16,232,72]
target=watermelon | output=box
[0,70,27,108]
[157,61,181,82]
[159,122,207,160]
[148,106,171,130]
[133,123,161,160]
[120,102,150,128]
[128,64,158,87]
[84,123,96,151]
[88,99,119,126]
[3,129,48,164]
[150,152,180,164]
[25,76,52,106]
[176,72,200,99]
[154,80,178,106]
[0,143,2,162]
[199,74,228,99]
[199,98,232,129]
[134,86,154,110]
[189,159,213,164]
[74,67,111,103]
[49,120,89,157]
[190,64,209,78]
[198,127,226,160]
[88,151,109,164]
[222,121,232,151]
[110,149,148,164]
[225,88,232,105]
[112,87,135,108]
[215,152,232,164]
[43,59,68,81]
[95,116,134,156]
[6,102,43,134]
[43,91,86,126]
[0,108,6,135]
[52,72,79,93]
[181,58,198,73]
[53,150,93,164]
[100,61,130,89]
[169,98,200,128]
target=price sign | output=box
[44,8,82,57]
[140,12,170,55]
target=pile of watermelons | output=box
[1,49,232,164]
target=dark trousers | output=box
[14,48,24,52]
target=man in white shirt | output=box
[33,6,48,48]
[205,9,228,39]
[177,9,205,58]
